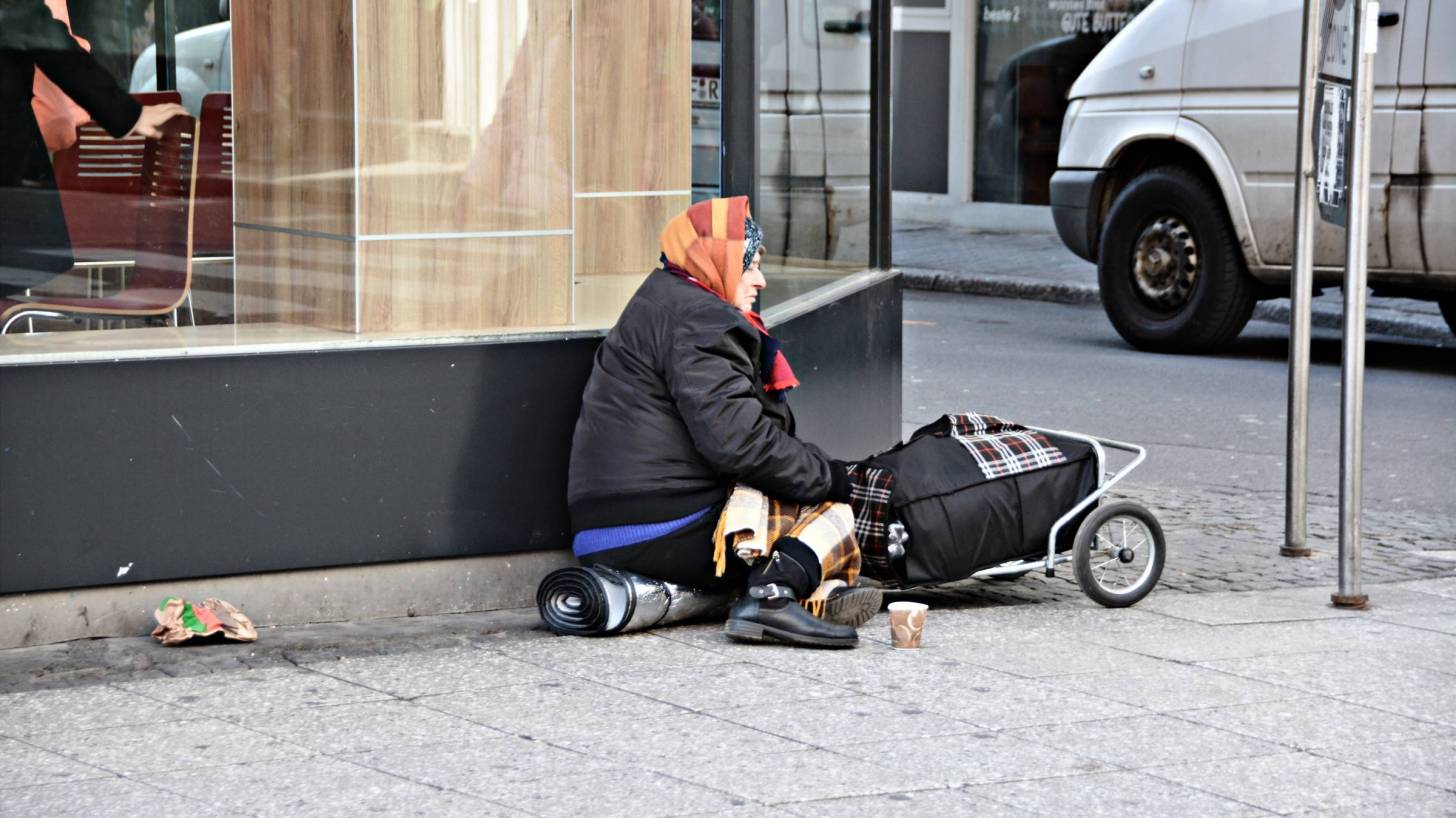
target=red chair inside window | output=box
[193,92,233,258]
[2,115,198,334]
[49,91,183,264]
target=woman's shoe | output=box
[724,583,858,648]
[821,586,883,628]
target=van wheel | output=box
[1097,166,1256,352]
[1440,297,1456,337]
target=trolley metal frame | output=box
[968,428,1147,581]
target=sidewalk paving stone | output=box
[708,694,983,747]
[1174,696,1454,751]
[24,716,310,777]
[592,661,853,712]
[1042,662,1305,713]
[415,676,686,737]
[1135,584,1365,625]
[0,776,246,818]
[660,747,920,805]
[935,636,1169,678]
[1197,650,1456,696]
[784,788,1040,817]
[1316,735,1456,792]
[0,736,114,790]
[344,735,628,794]
[1073,617,1392,663]
[235,699,506,755]
[0,684,179,736]
[535,711,808,764]
[137,756,518,818]
[493,629,733,678]
[832,730,1110,787]
[1284,795,1456,818]
[113,665,390,720]
[1005,714,1287,770]
[1144,751,1450,815]
[965,768,1273,817]
[298,645,561,698]
[3,581,1455,815]
[431,766,747,818]
[857,667,1147,730]
[1334,683,1456,731]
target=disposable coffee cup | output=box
[888,601,928,649]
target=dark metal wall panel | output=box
[0,338,598,595]
[773,275,903,459]
[892,31,950,194]
[0,277,901,595]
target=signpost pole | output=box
[1333,0,1377,609]
[1283,0,1322,559]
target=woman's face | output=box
[734,250,765,313]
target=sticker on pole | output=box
[1315,82,1350,223]
[1315,0,1355,226]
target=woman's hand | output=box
[127,102,187,138]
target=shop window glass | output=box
[973,0,1151,204]
[756,0,873,311]
[692,0,723,203]
[1,0,888,363]
[0,0,699,361]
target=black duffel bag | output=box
[858,414,1100,587]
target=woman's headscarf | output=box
[659,195,754,303]
[659,197,799,396]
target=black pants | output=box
[579,501,747,591]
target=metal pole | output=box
[720,0,758,206]
[1283,0,1321,558]
[154,0,178,92]
[1333,0,1377,609]
[869,0,893,270]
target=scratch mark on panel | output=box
[203,457,248,502]
[171,414,194,444]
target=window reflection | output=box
[974,0,1150,204]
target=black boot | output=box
[724,538,858,649]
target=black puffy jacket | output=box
[568,269,849,531]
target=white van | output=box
[1050,0,1454,351]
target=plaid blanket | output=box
[712,484,860,613]
[845,463,896,577]
[943,412,1067,479]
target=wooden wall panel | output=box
[575,194,689,277]
[358,237,571,333]
[574,0,691,193]
[356,0,572,235]
[234,228,356,332]
[231,0,356,236]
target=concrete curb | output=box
[902,269,1454,344]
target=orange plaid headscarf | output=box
[659,196,753,304]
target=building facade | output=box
[891,0,1150,223]
[0,0,900,647]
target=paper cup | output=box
[888,601,928,649]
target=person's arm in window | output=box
[0,0,180,138]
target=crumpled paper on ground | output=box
[151,597,258,646]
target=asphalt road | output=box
[903,290,1456,519]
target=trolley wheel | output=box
[1073,501,1165,608]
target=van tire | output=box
[1097,166,1256,352]
[1440,297,1456,337]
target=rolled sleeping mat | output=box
[536,565,734,636]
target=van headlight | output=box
[1061,98,1085,147]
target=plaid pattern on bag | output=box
[845,463,897,578]
[943,412,1067,479]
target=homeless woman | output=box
[566,196,881,648]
